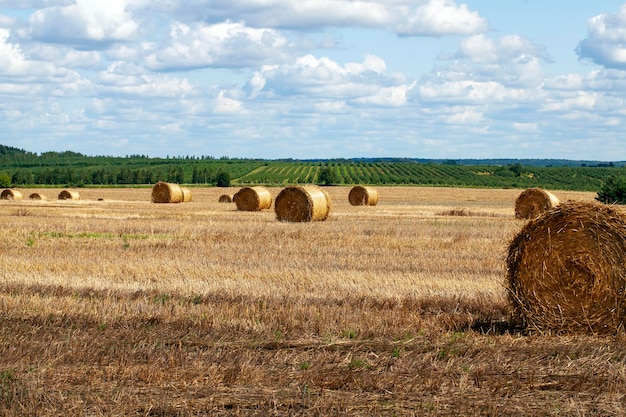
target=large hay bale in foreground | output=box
[28,193,47,201]
[151,181,184,203]
[507,201,626,334]
[275,185,331,222]
[218,194,233,203]
[234,187,272,211]
[348,185,379,206]
[58,190,79,200]
[1,189,23,200]
[514,188,559,219]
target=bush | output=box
[215,170,231,187]
[0,172,10,187]
[596,175,626,204]
[318,166,338,186]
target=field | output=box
[1,186,625,416]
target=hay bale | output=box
[507,201,626,334]
[151,181,184,203]
[58,190,79,200]
[348,185,379,206]
[218,194,233,203]
[275,185,331,222]
[234,187,272,211]
[28,193,47,200]
[1,189,23,200]
[181,187,192,202]
[514,188,559,219]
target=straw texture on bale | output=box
[275,185,331,222]
[514,188,559,219]
[507,201,626,334]
[218,194,233,203]
[348,185,379,206]
[181,187,192,202]
[234,187,272,211]
[58,190,79,200]
[28,193,47,200]
[1,189,23,200]
[151,181,184,203]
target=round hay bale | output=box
[181,187,192,203]
[348,185,379,206]
[28,193,47,200]
[151,181,184,203]
[218,194,233,203]
[514,188,559,219]
[1,189,23,200]
[507,201,626,334]
[275,185,331,222]
[58,190,80,200]
[234,187,272,211]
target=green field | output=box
[1,144,624,191]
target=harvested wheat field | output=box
[3,186,626,416]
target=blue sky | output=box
[1,1,626,160]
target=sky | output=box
[1,1,626,161]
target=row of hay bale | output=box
[219,185,380,222]
[508,187,626,334]
[226,185,332,222]
[220,185,378,207]
[1,189,79,201]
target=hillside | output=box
[0,144,624,191]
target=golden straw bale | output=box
[28,193,47,200]
[181,187,192,202]
[507,201,626,334]
[151,181,184,203]
[1,189,23,200]
[218,194,233,203]
[58,190,80,200]
[275,185,331,222]
[234,187,272,211]
[348,185,379,206]
[514,188,559,219]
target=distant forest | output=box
[1,144,625,192]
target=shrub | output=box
[596,175,626,204]
[318,166,338,186]
[215,170,231,187]
[0,172,10,187]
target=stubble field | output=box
[1,186,624,416]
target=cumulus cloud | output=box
[576,5,626,69]
[28,0,141,47]
[392,0,487,36]
[96,62,195,97]
[0,27,82,86]
[145,0,486,36]
[248,53,407,105]
[145,21,291,71]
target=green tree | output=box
[596,175,626,204]
[318,166,338,185]
[215,170,231,187]
[0,172,11,187]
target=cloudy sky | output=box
[1,1,626,160]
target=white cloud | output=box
[145,0,486,37]
[392,0,487,36]
[251,54,399,100]
[355,82,416,106]
[213,90,244,114]
[96,62,195,97]
[145,21,291,71]
[576,5,626,69]
[28,0,141,47]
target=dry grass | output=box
[2,186,624,416]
